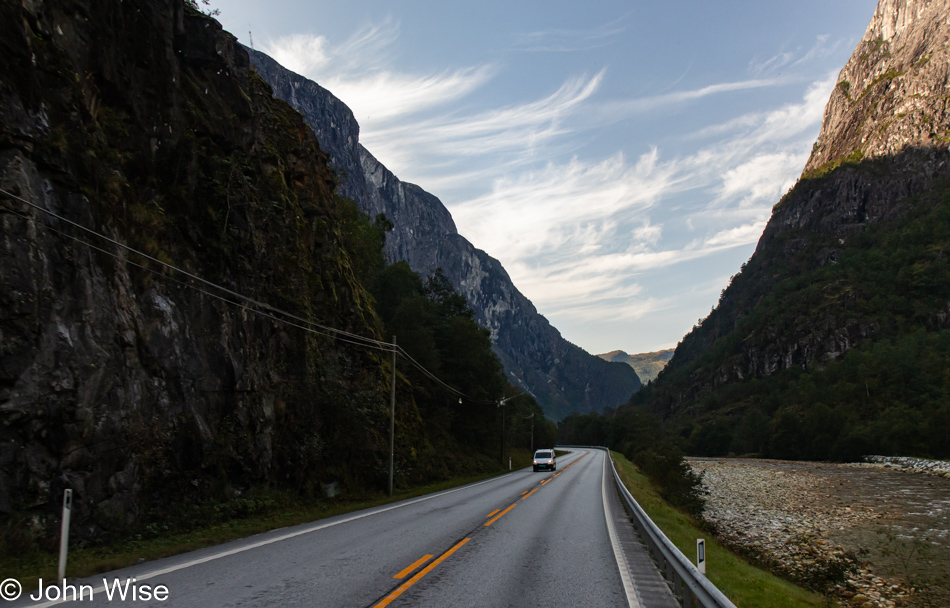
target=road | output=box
[13,449,679,608]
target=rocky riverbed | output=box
[690,459,950,608]
[856,456,950,479]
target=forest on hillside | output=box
[630,168,950,461]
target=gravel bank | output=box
[855,455,950,478]
[691,459,912,608]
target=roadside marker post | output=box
[58,489,72,582]
[696,538,706,575]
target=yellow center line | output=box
[540,478,550,485]
[374,538,470,608]
[393,554,433,579]
[484,502,517,526]
[521,490,529,495]
[553,472,560,477]
[521,487,539,500]
[486,509,500,518]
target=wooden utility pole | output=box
[529,413,534,453]
[388,336,396,497]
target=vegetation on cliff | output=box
[629,154,950,461]
[371,263,556,480]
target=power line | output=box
[395,345,495,405]
[0,187,498,403]
[0,187,392,350]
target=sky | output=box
[212,0,879,356]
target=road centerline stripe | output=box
[486,509,500,518]
[484,502,517,526]
[521,487,539,500]
[393,554,433,579]
[374,538,470,608]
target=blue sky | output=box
[213,0,878,355]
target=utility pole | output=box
[500,400,505,463]
[388,336,396,497]
[524,413,535,453]
[497,394,522,463]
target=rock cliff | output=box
[630,0,950,459]
[805,0,950,174]
[246,48,641,421]
[0,0,393,541]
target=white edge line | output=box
[23,473,514,608]
[602,451,641,608]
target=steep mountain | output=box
[245,48,641,420]
[597,349,674,384]
[630,0,950,460]
[0,0,507,544]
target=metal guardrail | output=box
[559,446,736,608]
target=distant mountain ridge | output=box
[597,349,674,384]
[246,48,641,420]
[630,0,950,460]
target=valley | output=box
[3,0,950,606]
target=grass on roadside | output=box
[0,470,507,589]
[610,451,836,608]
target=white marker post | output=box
[696,538,706,575]
[509,457,511,471]
[58,489,73,582]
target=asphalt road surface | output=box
[13,449,679,608]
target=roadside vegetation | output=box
[559,409,705,516]
[610,452,834,608]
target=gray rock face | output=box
[246,48,641,420]
[805,0,950,173]
[0,1,388,540]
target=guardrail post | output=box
[58,488,72,582]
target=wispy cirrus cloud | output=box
[749,34,846,77]
[262,20,495,126]
[447,74,834,325]
[363,71,605,184]
[451,148,675,266]
[512,14,630,53]
[598,78,784,120]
